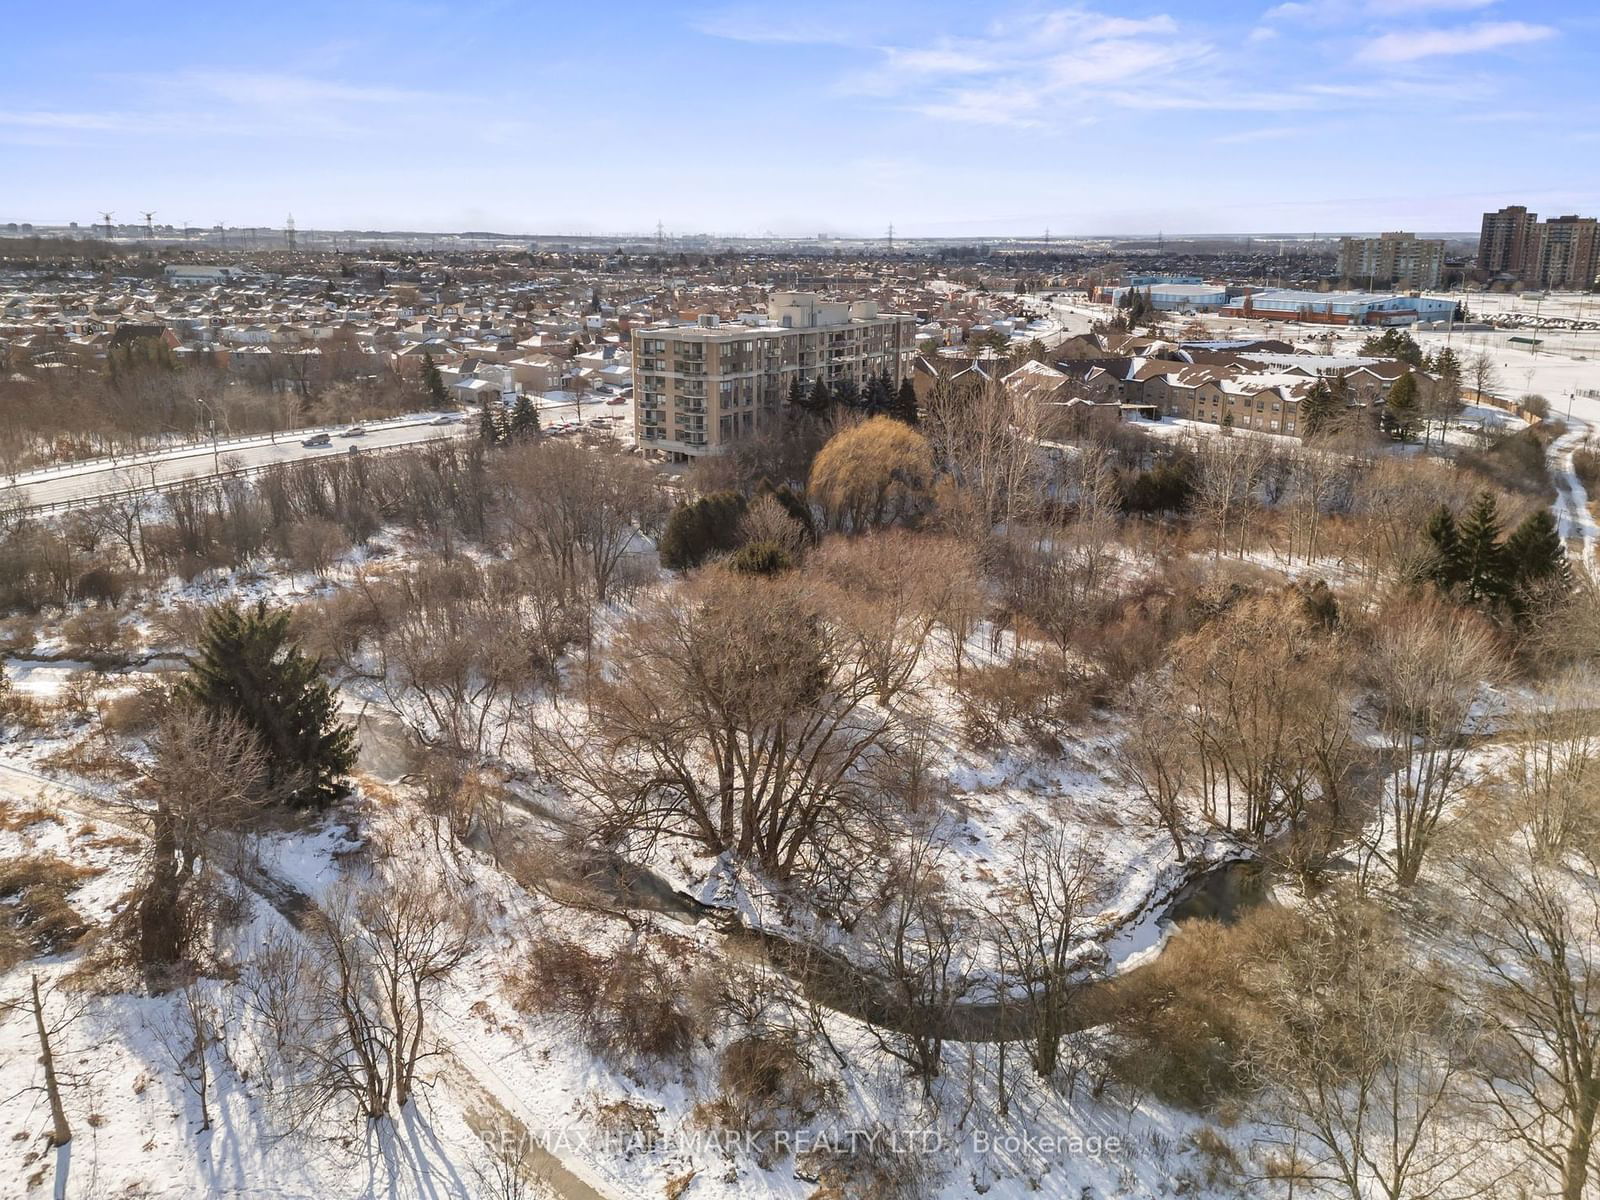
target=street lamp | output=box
[195,397,220,473]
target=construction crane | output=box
[99,211,114,241]
[141,211,156,239]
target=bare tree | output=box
[859,829,967,1095]
[493,439,661,604]
[1251,896,1482,1200]
[813,531,948,703]
[1116,677,1192,861]
[1504,679,1599,855]
[122,704,270,970]
[367,560,540,756]
[1364,601,1500,888]
[5,974,79,1149]
[1192,433,1271,560]
[1464,839,1600,1200]
[83,481,152,572]
[247,877,481,1123]
[529,571,899,885]
[1170,593,1311,843]
[921,372,1043,542]
[989,824,1100,1076]
[1468,352,1501,407]
[1285,446,1350,565]
[154,981,219,1133]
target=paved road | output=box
[3,400,630,512]
[1549,418,1599,564]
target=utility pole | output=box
[196,398,220,473]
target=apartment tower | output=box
[1338,231,1445,289]
[1478,205,1539,277]
[632,293,916,460]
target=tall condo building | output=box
[1478,205,1539,277]
[1338,231,1446,288]
[1478,204,1600,287]
[631,292,916,460]
[1531,215,1600,289]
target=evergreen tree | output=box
[1429,347,1464,432]
[806,377,833,416]
[421,351,448,405]
[1383,372,1420,440]
[658,491,748,570]
[178,602,355,808]
[1425,505,1466,589]
[862,373,889,412]
[1301,376,1338,438]
[478,398,502,446]
[833,378,862,409]
[509,393,540,441]
[891,377,920,426]
[1457,491,1509,604]
[1503,508,1569,596]
[787,377,805,411]
[1359,328,1423,368]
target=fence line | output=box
[5,432,467,517]
[11,414,451,483]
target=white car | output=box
[342,425,367,437]
[429,414,457,426]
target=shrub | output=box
[100,683,169,736]
[62,608,138,659]
[696,1032,841,1144]
[0,615,38,655]
[1101,905,1304,1110]
[1119,454,1195,515]
[1457,426,1554,500]
[954,653,1092,749]
[658,491,747,570]
[509,937,695,1066]
[797,1120,943,1200]
[1574,446,1600,493]
[725,540,793,576]
[1518,393,1551,420]
[76,566,130,608]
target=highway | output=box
[3,399,628,512]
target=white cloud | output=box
[1266,0,1498,23]
[1212,125,1312,144]
[764,6,1221,126]
[1362,20,1555,61]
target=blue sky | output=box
[1,0,1594,236]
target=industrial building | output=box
[1219,290,1456,326]
[1102,282,1229,311]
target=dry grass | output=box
[0,854,102,969]
[39,739,141,782]
[0,799,58,831]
